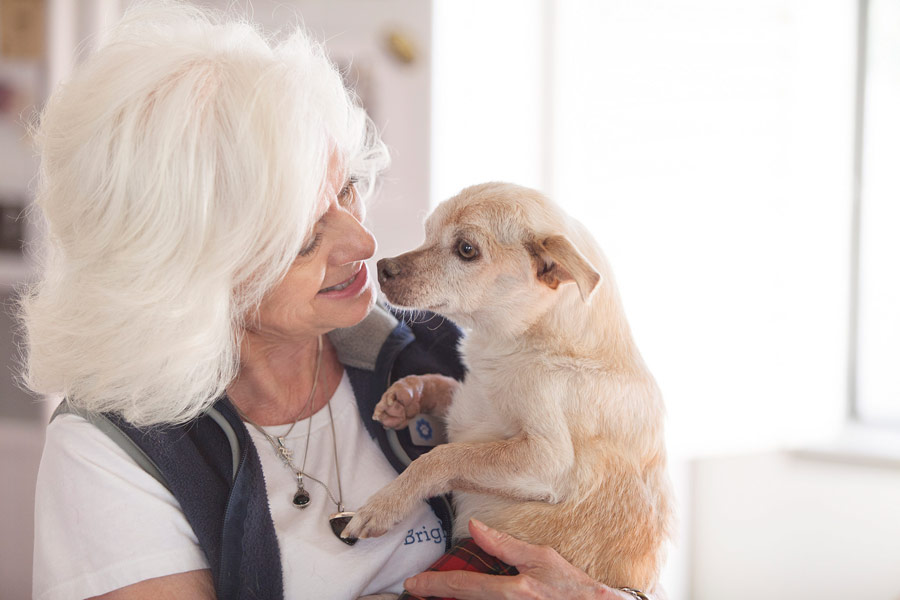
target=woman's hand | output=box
[402,519,646,600]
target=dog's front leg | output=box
[372,374,459,429]
[343,434,569,540]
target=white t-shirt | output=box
[33,372,446,600]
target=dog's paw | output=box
[372,375,425,429]
[342,488,414,540]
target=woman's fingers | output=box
[405,520,629,600]
[467,518,558,570]
[401,520,553,599]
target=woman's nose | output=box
[330,209,376,265]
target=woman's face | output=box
[250,163,377,342]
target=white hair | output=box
[18,0,389,426]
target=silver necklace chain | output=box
[236,335,347,511]
[253,396,345,511]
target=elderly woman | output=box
[22,3,660,600]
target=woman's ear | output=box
[528,235,602,302]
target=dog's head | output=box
[377,183,602,334]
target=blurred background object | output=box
[1,0,45,59]
[0,4,48,594]
[1,1,898,599]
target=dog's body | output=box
[343,183,673,591]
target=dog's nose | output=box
[377,258,402,284]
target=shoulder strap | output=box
[50,401,242,489]
[51,400,171,492]
[52,399,279,600]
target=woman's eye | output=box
[456,240,478,261]
[338,177,358,203]
[298,233,322,257]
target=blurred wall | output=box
[0,1,50,595]
[692,452,900,600]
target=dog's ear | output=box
[528,235,602,302]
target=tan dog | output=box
[343,182,674,591]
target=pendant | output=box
[275,437,293,463]
[329,510,358,546]
[292,487,311,509]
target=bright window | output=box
[550,1,857,454]
[434,0,859,455]
[855,0,900,426]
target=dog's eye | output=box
[457,240,479,261]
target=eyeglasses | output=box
[329,511,358,546]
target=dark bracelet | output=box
[618,587,650,600]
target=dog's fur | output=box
[343,182,674,590]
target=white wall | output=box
[691,451,900,600]
[550,0,857,457]
[431,0,547,203]
[0,420,44,600]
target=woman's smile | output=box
[317,262,369,298]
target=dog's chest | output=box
[445,362,522,444]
